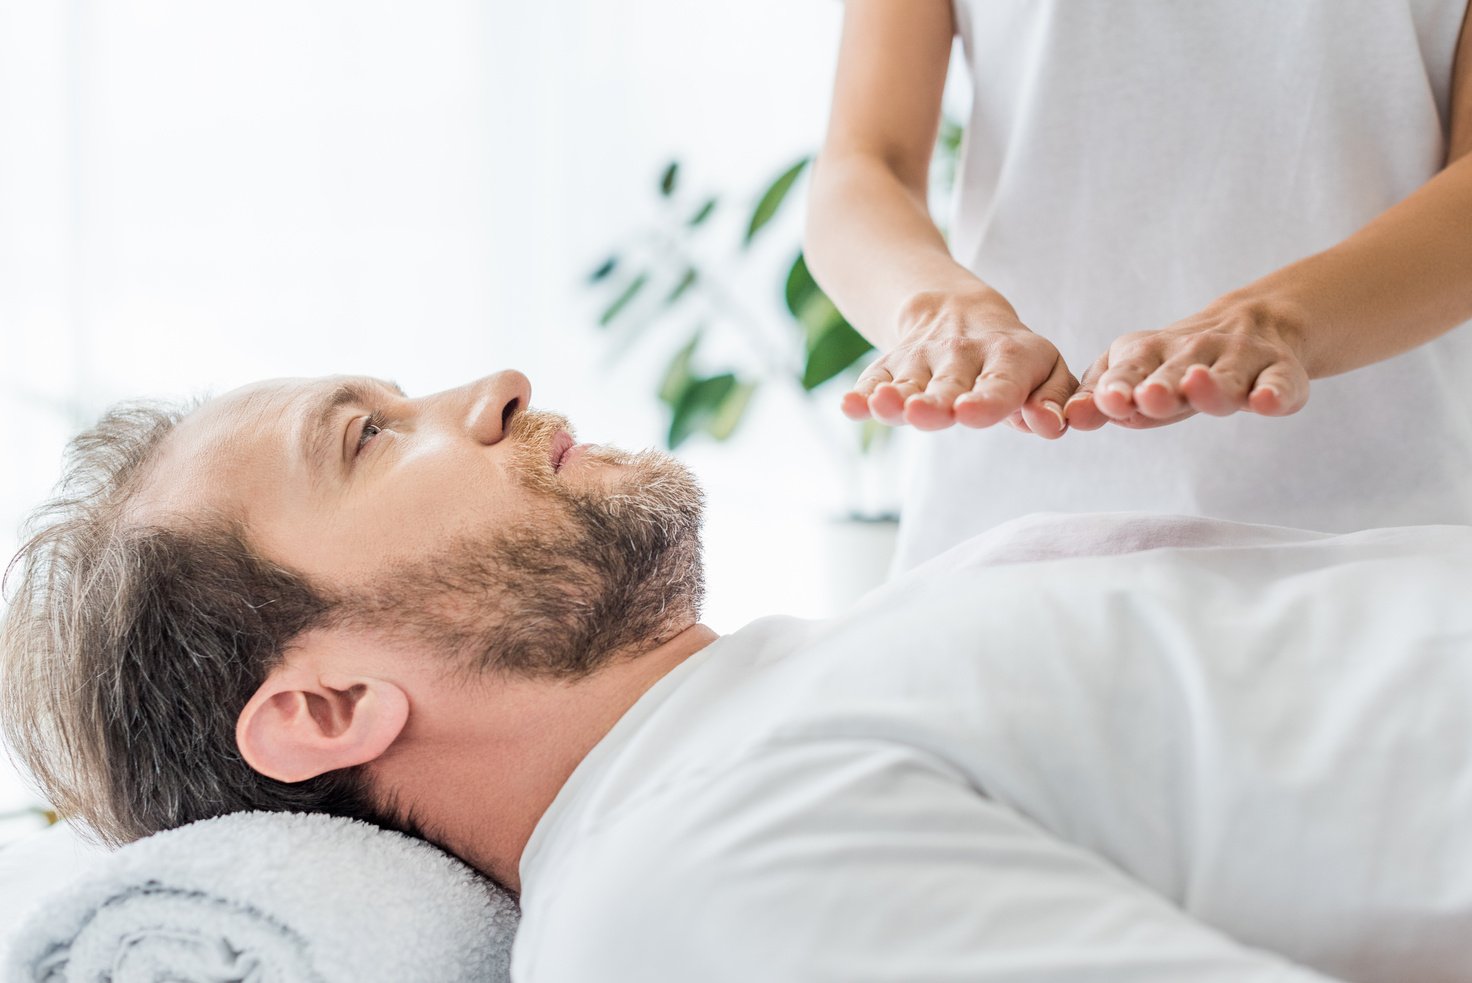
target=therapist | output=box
[805,0,1472,574]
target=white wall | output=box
[0,1,941,831]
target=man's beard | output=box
[344,408,708,680]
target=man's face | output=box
[136,370,708,676]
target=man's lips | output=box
[550,431,575,471]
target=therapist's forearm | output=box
[1220,153,1472,380]
[804,153,1020,352]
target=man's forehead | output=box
[168,378,305,451]
[131,376,355,522]
[205,376,293,414]
[187,374,396,436]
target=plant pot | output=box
[819,512,901,615]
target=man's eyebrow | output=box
[302,377,407,480]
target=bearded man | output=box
[4,370,1469,982]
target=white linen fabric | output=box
[513,513,1472,982]
[892,0,1472,573]
[5,811,520,983]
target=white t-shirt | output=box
[892,0,1472,573]
[512,514,1472,982]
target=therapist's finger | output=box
[845,362,933,426]
[869,372,931,426]
[1094,345,1163,420]
[1063,352,1112,431]
[1247,361,1310,416]
[1018,357,1075,439]
[1178,363,1245,416]
[954,365,1029,428]
[956,331,1067,429]
[871,373,930,423]
[1134,348,1223,419]
[1195,347,1277,417]
[904,372,973,431]
[1002,409,1032,433]
[841,364,892,420]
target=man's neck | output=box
[377,621,721,894]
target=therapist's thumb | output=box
[1019,357,1078,439]
[1062,352,1111,432]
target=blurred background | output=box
[0,1,968,840]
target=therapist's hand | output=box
[1064,299,1311,430]
[841,289,1077,438]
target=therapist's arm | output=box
[805,0,1075,438]
[1066,9,1472,430]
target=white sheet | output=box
[516,514,1472,981]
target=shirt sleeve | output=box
[514,741,1342,983]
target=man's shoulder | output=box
[513,738,992,979]
[520,736,976,907]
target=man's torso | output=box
[515,515,1472,981]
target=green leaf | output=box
[598,272,649,327]
[932,115,966,206]
[687,196,718,227]
[658,330,702,407]
[664,267,698,306]
[588,255,619,283]
[795,289,845,351]
[667,373,736,449]
[744,157,810,247]
[659,161,680,197]
[705,379,756,440]
[802,318,874,391]
[937,116,964,160]
[783,252,818,320]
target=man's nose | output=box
[463,370,532,446]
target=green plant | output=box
[588,118,964,459]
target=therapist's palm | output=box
[841,295,1077,438]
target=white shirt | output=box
[512,514,1472,982]
[892,0,1472,573]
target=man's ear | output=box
[236,646,410,783]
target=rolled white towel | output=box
[5,811,519,982]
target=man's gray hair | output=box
[0,399,409,846]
